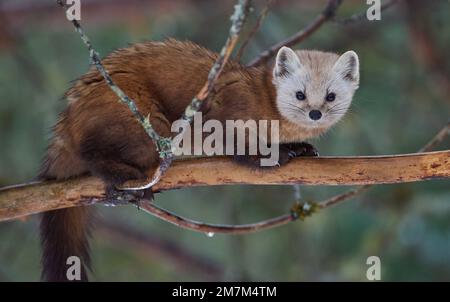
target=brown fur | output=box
[39,39,321,281]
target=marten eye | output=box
[296,91,306,101]
[326,92,336,102]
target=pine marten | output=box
[39,39,360,281]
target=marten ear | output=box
[273,46,302,78]
[333,51,359,84]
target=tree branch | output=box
[135,120,450,234]
[332,0,400,25]
[1,148,449,223]
[181,0,251,123]
[236,0,275,62]
[316,120,450,210]
[247,0,343,67]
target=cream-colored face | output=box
[273,47,360,130]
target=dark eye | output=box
[296,91,306,101]
[326,92,336,102]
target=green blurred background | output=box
[0,0,449,281]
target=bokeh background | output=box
[0,0,449,281]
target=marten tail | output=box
[40,207,93,282]
[39,115,93,282]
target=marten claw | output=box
[289,142,319,157]
[105,185,154,205]
[288,150,297,158]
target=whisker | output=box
[326,103,348,113]
[326,107,349,114]
[279,103,307,115]
[328,109,349,113]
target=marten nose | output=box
[309,110,322,121]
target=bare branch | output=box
[150,120,449,235]
[333,0,400,25]
[418,120,450,153]
[2,121,448,233]
[1,147,449,223]
[236,0,275,62]
[318,185,372,209]
[317,120,450,211]
[135,120,450,234]
[138,201,295,235]
[247,0,343,67]
[181,0,251,122]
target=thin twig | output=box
[333,0,400,25]
[235,0,275,62]
[139,201,294,235]
[247,0,343,67]
[181,0,251,122]
[132,122,450,234]
[318,185,371,209]
[418,120,450,153]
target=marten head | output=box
[272,47,359,130]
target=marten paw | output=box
[284,142,319,158]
